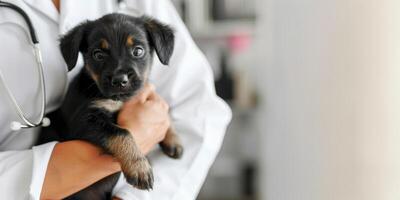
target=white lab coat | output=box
[0,0,231,199]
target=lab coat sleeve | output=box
[0,142,57,200]
[112,0,232,199]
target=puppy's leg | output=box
[78,109,154,190]
[160,125,183,159]
[63,172,121,200]
[106,132,154,190]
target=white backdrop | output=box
[255,0,400,199]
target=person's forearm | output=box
[40,140,121,199]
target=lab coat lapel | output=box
[23,0,59,23]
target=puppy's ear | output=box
[143,17,175,65]
[59,21,90,71]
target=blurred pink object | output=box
[227,32,251,54]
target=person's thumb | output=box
[129,83,155,104]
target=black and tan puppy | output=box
[41,13,183,197]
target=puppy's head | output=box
[60,13,175,100]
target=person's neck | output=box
[52,0,60,12]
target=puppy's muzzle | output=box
[111,74,129,88]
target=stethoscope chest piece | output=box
[10,117,51,131]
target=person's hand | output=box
[117,83,170,154]
[42,141,121,199]
[41,85,169,199]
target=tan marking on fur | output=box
[107,134,151,179]
[126,35,134,46]
[92,99,123,112]
[162,126,181,147]
[85,64,99,83]
[160,123,183,159]
[107,134,140,164]
[100,39,110,49]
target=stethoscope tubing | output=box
[0,0,49,130]
[0,0,38,44]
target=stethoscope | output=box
[0,1,50,131]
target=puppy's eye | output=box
[131,46,145,58]
[92,49,107,61]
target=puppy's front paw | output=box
[160,142,184,159]
[124,158,154,190]
[160,127,184,159]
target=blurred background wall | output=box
[171,0,400,200]
[256,1,400,200]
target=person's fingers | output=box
[123,83,169,111]
[125,83,155,105]
[145,92,169,111]
[146,90,158,101]
[138,83,156,103]
[153,93,169,111]
[159,97,169,111]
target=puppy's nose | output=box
[111,74,129,87]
